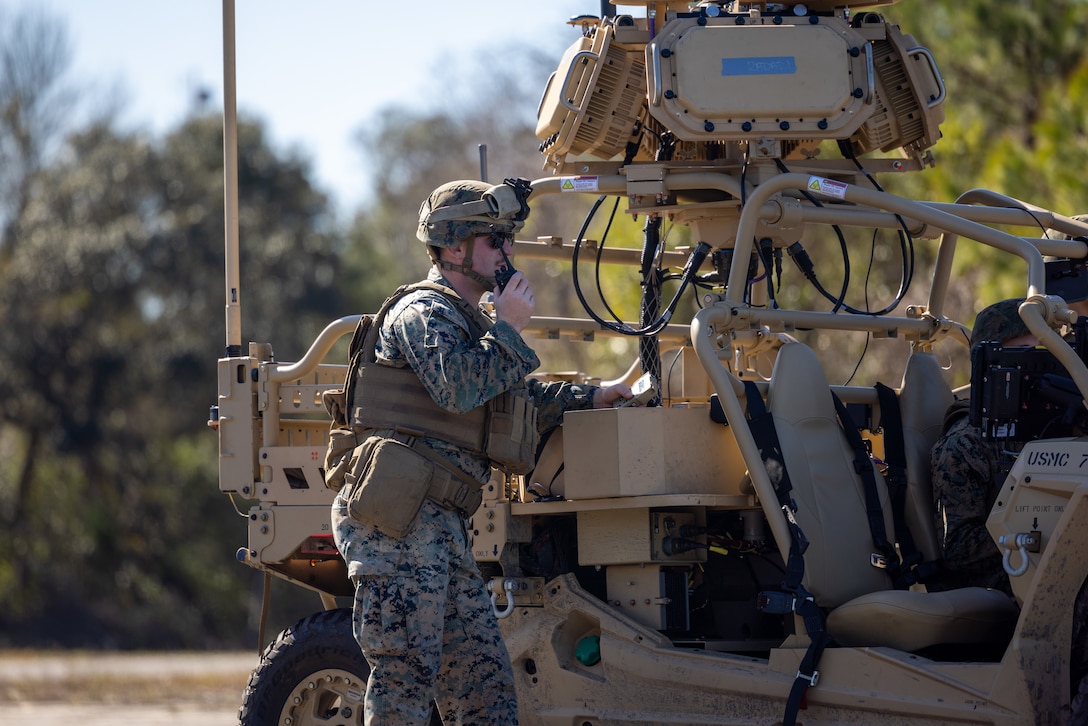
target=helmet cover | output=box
[971,298,1030,348]
[417,179,519,248]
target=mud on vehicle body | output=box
[211,2,1088,724]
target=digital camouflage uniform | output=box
[333,265,599,725]
[930,299,1028,595]
[930,411,1015,593]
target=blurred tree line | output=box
[0,1,1084,650]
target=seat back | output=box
[764,347,1018,652]
[764,343,894,608]
[893,351,953,564]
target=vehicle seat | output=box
[892,351,953,565]
[764,342,894,607]
[763,343,1018,651]
[526,427,566,500]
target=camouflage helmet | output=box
[416,179,525,249]
[970,298,1030,348]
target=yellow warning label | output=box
[807,175,848,200]
[560,176,599,192]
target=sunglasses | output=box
[478,227,515,249]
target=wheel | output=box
[239,607,442,726]
[239,608,367,726]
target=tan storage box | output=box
[562,406,746,499]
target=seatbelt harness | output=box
[873,383,942,585]
[830,390,910,589]
[742,380,829,725]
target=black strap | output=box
[786,598,831,719]
[742,379,826,724]
[742,381,793,509]
[874,382,942,585]
[830,391,908,589]
[875,384,918,565]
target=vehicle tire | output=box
[239,608,442,726]
[239,608,368,726]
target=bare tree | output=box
[0,6,75,260]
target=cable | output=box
[569,183,710,337]
[572,236,710,337]
[776,154,916,316]
[837,144,917,314]
[774,158,851,312]
[663,346,684,405]
[593,196,627,327]
[844,229,879,386]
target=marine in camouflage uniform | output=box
[333,179,630,725]
[930,298,1029,595]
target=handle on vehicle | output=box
[557,50,599,113]
[908,46,947,108]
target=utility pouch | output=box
[485,389,538,475]
[344,436,434,538]
[322,389,357,493]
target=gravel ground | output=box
[0,650,258,726]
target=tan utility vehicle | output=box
[211,2,1088,724]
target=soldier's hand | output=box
[593,383,633,408]
[494,272,534,332]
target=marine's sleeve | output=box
[524,378,599,433]
[382,290,541,414]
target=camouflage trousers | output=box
[332,493,518,725]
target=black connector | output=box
[661,536,707,556]
[683,241,712,278]
[787,242,817,282]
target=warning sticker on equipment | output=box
[807,176,848,200]
[560,176,599,192]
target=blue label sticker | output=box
[721,56,797,76]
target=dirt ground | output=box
[0,650,258,726]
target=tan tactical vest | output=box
[347,281,538,475]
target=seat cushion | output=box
[826,586,1019,651]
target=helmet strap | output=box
[435,237,496,290]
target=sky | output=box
[2,0,608,216]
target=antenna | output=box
[222,0,242,356]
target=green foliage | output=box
[0,112,350,648]
[882,0,1088,317]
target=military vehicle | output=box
[210,1,1088,723]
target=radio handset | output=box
[494,246,518,292]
